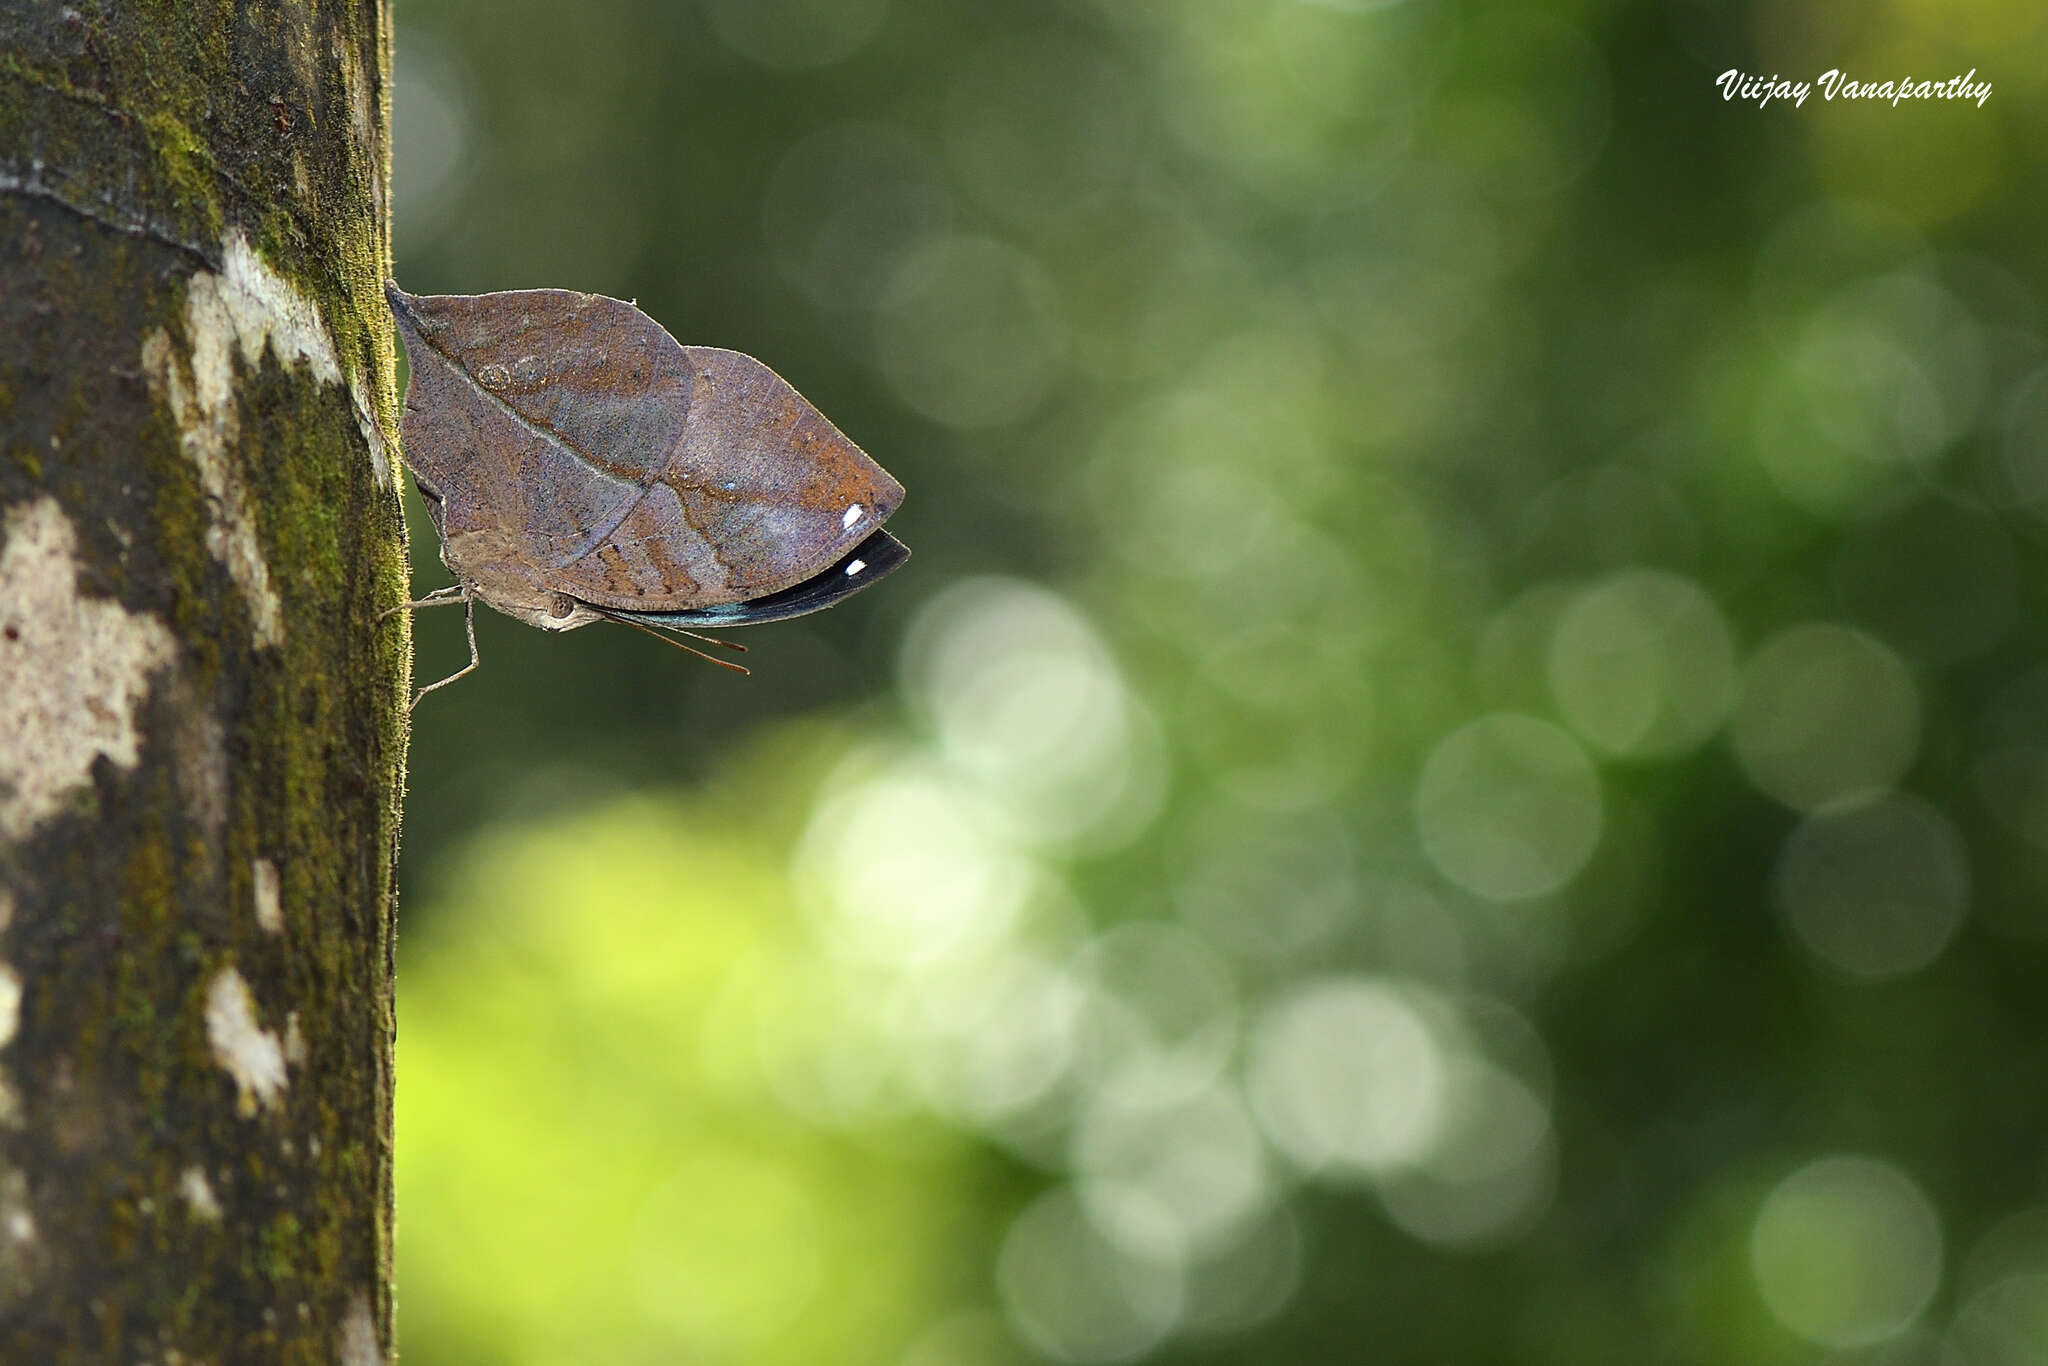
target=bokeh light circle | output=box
[903,577,1161,852]
[876,235,1068,428]
[1956,1273,2048,1366]
[1415,715,1603,901]
[797,760,1036,966]
[1546,569,1736,759]
[1774,793,1969,980]
[1071,1084,1273,1260]
[1731,624,1920,811]
[997,1186,1184,1363]
[1071,923,1239,1107]
[1749,1156,1943,1350]
[1246,977,1447,1177]
[1376,1059,1555,1250]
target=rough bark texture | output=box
[0,1,406,1361]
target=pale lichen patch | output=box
[0,498,178,844]
[0,1165,33,1247]
[171,695,228,845]
[338,1291,384,1366]
[142,230,347,649]
[284,1010,308,1066]
[351,375,392,488]
[0,965,19,1049]
[253,857,283,934]
[178,1165,222,1221]
[204,967,288,1117]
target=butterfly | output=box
[385,283,907,706]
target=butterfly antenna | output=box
[673,628,748,654]
[597,610,750,675]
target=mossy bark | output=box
[0,2,406,1362]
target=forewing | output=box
[387,284,691,567]
[542,348,904,610]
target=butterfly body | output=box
[386,283,907,645]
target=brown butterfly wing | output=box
[388,286,688,569]
[538,347,904,611]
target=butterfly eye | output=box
[550,594,575,620]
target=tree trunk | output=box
[0,2,405,1361]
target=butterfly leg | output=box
[379,582,468,622]
[407,586,481,711]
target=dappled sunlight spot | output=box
[761,123,954,315]
[1750,1156,1943,1350]
[1415,715,1603,902]
[1246,977,1447,1177]
[998,1187,1185,1363]
[1071,1083,1275,1261]
[1774,793,1969,980]
[703,0,890,71]
[1732,624,1920,812]
[902,578,1163,853]
[1377,1059,1555,1249]
[875,236,1068,427]
[897,947,1088,1128]
[1546,569,1735,759]
[798,758,1038,966]
[1070,923,1239,1109]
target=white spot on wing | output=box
[845,559,867,577]
[842,503,863,531]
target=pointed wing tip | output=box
[384,280,422,330]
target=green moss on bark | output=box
[0,1,405,1360]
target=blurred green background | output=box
[386,0,2048,1361]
